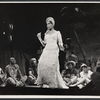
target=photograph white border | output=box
[0,95,100,98]
[0,1,99,98]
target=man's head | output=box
[81,63,88,73]
[66,61,76,69]
[30,58,37,66]
[10,57,16,64]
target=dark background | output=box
[0,3,99,57]
[0,3,100,95]
[0,3,100,74]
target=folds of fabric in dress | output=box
[36,48,59,88]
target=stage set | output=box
[0,3,100,95]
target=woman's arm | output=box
[67,76,77,86]
[37,32,46,47]
[70,78,86,87]
[57,31,65,51]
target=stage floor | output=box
[0,85,99,95]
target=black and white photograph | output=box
[0,2,100,95]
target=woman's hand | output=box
[37,32,41,39]
[60,46,65,51]
[37,32,45,47]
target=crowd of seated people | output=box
[0,55,100,91]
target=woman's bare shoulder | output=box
[55,30,59,32]
[54,30,60,33]
[55,30,61,35]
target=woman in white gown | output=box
[36,17,69,89]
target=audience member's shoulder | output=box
[5,65,10,69]
[15,64,19,69]
[89,70,93,74]
[80,71,83,75]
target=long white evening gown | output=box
[36,30,68,89]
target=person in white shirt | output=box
[70,63,93,89]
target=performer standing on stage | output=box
[36,17,69,88]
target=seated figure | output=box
[27,58,37,85]
[5,57,27,87]
[61,61,78,87]
[70,63,93,89]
